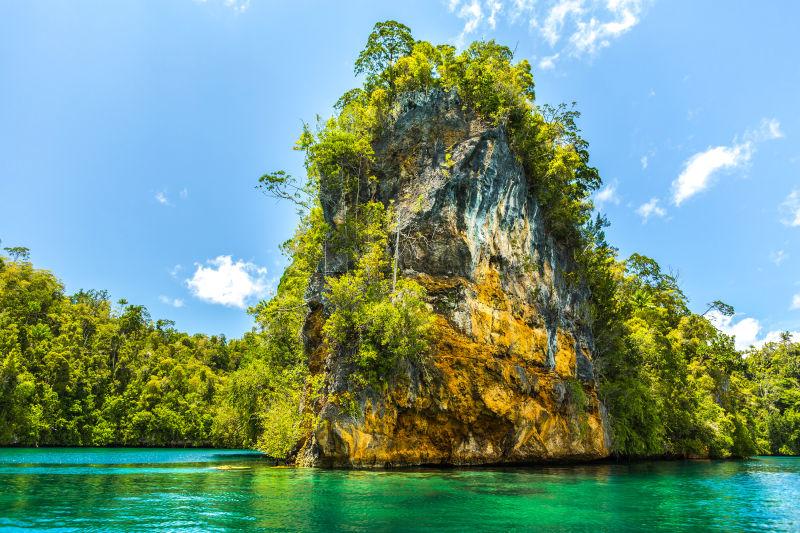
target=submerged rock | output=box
[298,90,609,467]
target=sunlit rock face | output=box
[298,90,609,467]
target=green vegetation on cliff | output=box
[253,20,767,459]
[1,22,798,461]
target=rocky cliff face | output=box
[298,90,609,467]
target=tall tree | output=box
[354,20,414,92]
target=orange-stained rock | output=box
[297,90,609,467]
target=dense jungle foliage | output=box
[2,22,798,459]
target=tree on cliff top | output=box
[355,20,414,92]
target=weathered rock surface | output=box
[298,90,609,467]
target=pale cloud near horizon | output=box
[672,118,783,206]
[448,0,648,66]
[159,295,185,308]
[708,310,798,351]
[636,197,665,222]
[780,190,800,227]
[791,293,800,311]
[186,255,273,308]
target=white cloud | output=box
[159,295,185,308]
[792,293,800,311]
[155,191,170,206]
[446,0,649,65]
[195,0,250,13]
[748,117,783,142]
[450,0,484,45]
[708,311,761,351]
[770,250,787,266]
[636,197,665,222]
[671,118,783,206]
[542,0,585,46]
[186,255,273,308]
[509,0,535,22]
[569,0,642,55]
[594,181,620,206]
[539,53,560,70]
[672,144,750,206]
[780,190,800,227]
[640,149,655,170]
[156,188,189,206]
[225,0,250,12]
[709,310,799,350]
[486,0,503,28]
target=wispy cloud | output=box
[780,190,800,227]
[636,197,665,222]
[186,255,273,308]
[594,181,620,207]
[671,118,783,206]
[538,53,559,70]
[568,0,643,55]
[486,0,503,28]
[770,250,787,266]
[448,0,649,65]
[195,0,250,13]
[640,148,656,170]
[672,145,750,206]
[450,0,484,46]
[708,310,799,351]
[155,191,170,206]
[159,295,185,308]
[792,293,800,311]
[155,188,189,207]
[541,0,584,46]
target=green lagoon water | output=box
[0,449,798,531]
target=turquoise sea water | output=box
[0,449,798,531]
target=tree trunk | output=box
[393,225,400,292]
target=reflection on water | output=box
[0,449,798,531]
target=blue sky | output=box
[1,0,798,347]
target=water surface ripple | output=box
[0,449,798,531]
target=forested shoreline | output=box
[2,22,799,461]
[1,243,799,457]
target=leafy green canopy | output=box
[0,252,249,446]
[746,335,800,455]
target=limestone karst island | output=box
[2,4,800,531]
